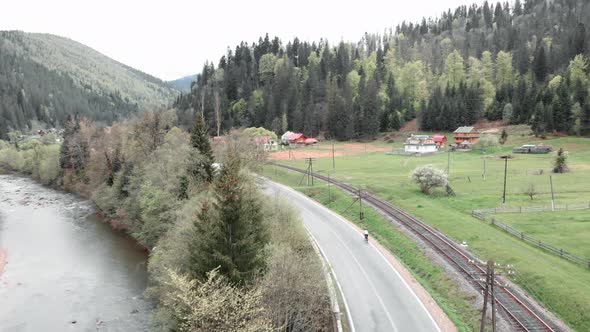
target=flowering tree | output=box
[411,165,448,195]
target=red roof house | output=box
[433,135,447,147]
[286,133,318,145]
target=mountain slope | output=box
[167,74,197,92]
[174,0,590,139]
[0,31,178,138]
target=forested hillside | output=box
[0,31,178,138]
[175,0,590,139]
[168,74,198,92]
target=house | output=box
[280,132,318,146]
[513,144,553,154]
[433,135,447,147]
[288,133,307,145]
[453,126,480,145]
[404,134,439,154]
[254,136,278,151]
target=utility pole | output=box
[482,158,486,181]
[298,158,315,186]
[447,148,451,175]
[310,158,314,186]
[358,188,364,221]
[328,173,331,206]
[479,260,498,332]
[480,261,492,332]
[550,175,555,211]
[502,156,509,205]
[477,260,514,332]
[332,140,335,170]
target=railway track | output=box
[274,163,559,332]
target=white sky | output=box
[1,0,483,81]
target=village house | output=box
[404,134,439,154]
[281,132,318,146]
[433,135,447,147]
[453,126,480,147]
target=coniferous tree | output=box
[189,112,215,183]
[552,148,569,173]
[533,46,548,82]
[189,152,268,284]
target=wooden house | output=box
[453,126,480,145]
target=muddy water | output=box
[0,175,150,331]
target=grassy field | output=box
[498,210,590,259]
[270,128,590,331]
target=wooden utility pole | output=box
[327,173,331,206]
[332,140,335,170]
[298,158,316,186]
[480,260,496,332]
[550,175,555,211]
[502,156,508,205]
[447,148,451,175]
[482,158,486,181]
[358,188,364,221]
[309,158,314,186]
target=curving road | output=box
[264,179,441,332]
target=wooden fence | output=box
[474,203,590,215]
[471,211,590,269]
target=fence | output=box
[471,211,590,269]
[474,202,590,215]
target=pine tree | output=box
[499,128,508,145]
[552,148,569,173]
[533,46,547,82]
[188,152,268,284]
[189,112,215,182]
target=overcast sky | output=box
[1,0,484,81]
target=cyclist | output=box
[364,230,369,242]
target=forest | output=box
[0,31,177,139]
[175,0,590,139]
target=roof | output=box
[304,138,318,144]
[453,126,478,133]
[288,133,305,141]
[433,135,447,142]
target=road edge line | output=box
[305,226,348,332]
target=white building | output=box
[404,135,438,154]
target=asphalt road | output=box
[264,179,441,332]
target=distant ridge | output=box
[168,74,198,92]
[0,31,179,137]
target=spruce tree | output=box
[499,129,508,145]
[189,112,214,182]
[533,46,547,82]
[552,148,569,173]
[189,152,268,284]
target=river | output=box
[0,175,150,331]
